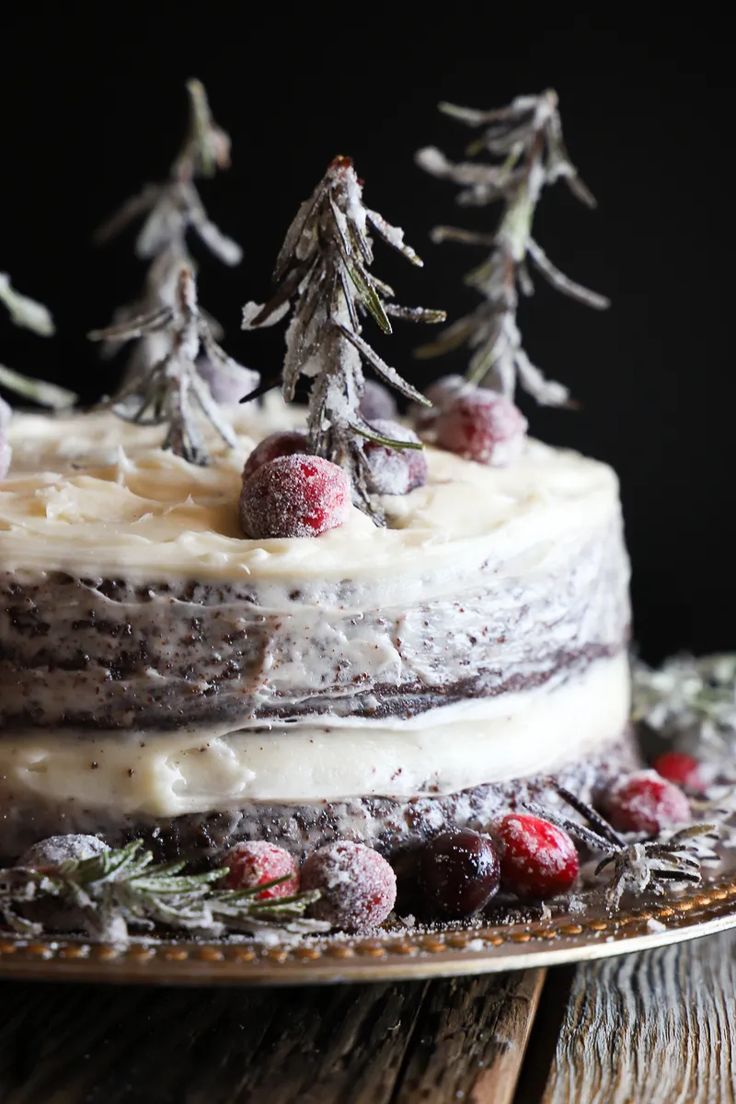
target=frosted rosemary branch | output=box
[90,265,256,464]
[633,654,736,762]
[415,91,608,401]
[95,80,241,384]
[0,840,324,943]
[525,786,719,910]
[0,274,76,409]
[242,155,445,521]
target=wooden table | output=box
[1,930,734,1102]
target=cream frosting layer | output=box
[0,654,629,815]
[1,401,622,600]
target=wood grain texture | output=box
[0,970,544,1103]
[540,931,736,1104]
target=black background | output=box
[0,4,733,662]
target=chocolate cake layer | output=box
[0,731,638,864]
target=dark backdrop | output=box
[1,4,733,662]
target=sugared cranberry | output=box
[435,388,527,465]
[410,375,467,431]
[602,770,691,834]
[242,430,309,483]
[301,840,396,931]
[20,834,109,870]
[196,359,259,405]
[652,752,705,793]
[495,814,579,900]
[359,380,397,422]
[0,398,10,479]
[0,432,10,480]
[240,453,350,539]
[223,841,300,899]
[363,419,428,495]
[419,829,500,919]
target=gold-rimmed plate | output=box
[2,869,736,986]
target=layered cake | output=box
[0,400,632,863]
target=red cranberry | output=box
[223,841,299,899]
[240,453,350,539]
[602,770,691,834]
[364,419,428,495]
[419,829,500,919]
[495,814,579,900]
[242,431,309,483]
[652,752,705,793]
[301,840,396,931]
[359,380,397,422]
[435,388,527,465]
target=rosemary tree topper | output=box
[0,274,75,410]
[415,90,608,403]
[242,155,445,520]
[95,79,243,384]
[90,265,256,465]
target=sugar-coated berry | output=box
[364,419,428,495]
[602,770,692,834]
[652,752,705,793]
[495,814,579,900]
[196,359,259,405]
[410,374,468,430]
[242,431,309,484]
[240,453,350,539]
[419,829,500,919]
[0,432,10,480]
[359,380,397,422]
[20,834,109,870]
[223,841,300,899]
[300,840,397,931]
[435,388,528,466]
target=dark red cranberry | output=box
[242,431,309,483]
[652,752,705,793]
[419,829,500,919]
[301,840,396,931]
[495,814,579,900]
[602,770,691,834]
[363,419,427,495]
[240,453,350,539]
[223,841,299,899]
[435,388,527,465]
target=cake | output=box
[0,400,633,864]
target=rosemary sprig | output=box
[242,155,445,523]
[95,80,241,387]
[0,840,325,943]
[633,654,736,764]
[415,91,608,402]
[524,784,719,910]
[90,265,256,465]
[0,274,76,410]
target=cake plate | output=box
[2,863,736,987]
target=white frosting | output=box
[0,655,629,814]
[1,402,622,600]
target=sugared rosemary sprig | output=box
[415,91,608,402]
[525,784,719,910]
[90,265,256,464]
[95,80,241,385]
[0,840,324,943]
[242,155,445,523]
[0,273,76,409]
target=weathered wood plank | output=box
[394,969,545,1104]
[540,931,736,1104]
[0,969,545,1103]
